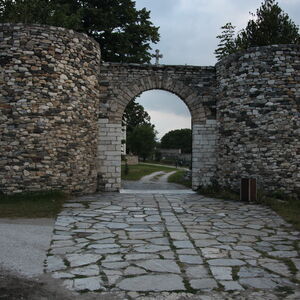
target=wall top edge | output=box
[0,22,100,49]
[216,44,300,67]
[101,61,215,71]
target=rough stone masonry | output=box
[0,24,299,198]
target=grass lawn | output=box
[0,190,68,218]
[168,170,192,188]
[121,163,192,188]
[121,163,178,181]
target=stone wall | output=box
[0,24,101,194]
[1,23,298,197]
[98,62,217,191]
[216,45,300,197]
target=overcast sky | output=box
[133,0,300,139]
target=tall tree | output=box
[215,0,300,61]
[161,129,192,154]
[123,99,152,134]
[0,0,56,25]
[214,23,236,61]
[127,124,156,161]
[123,98,155,154]
[0,0,160,63]
[236,0,300,50]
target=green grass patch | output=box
[168,170,192,188]
[260,196,300,231]
[121,163,177,181]
[0,190,68,218]
[198,184,240,201]
[232,266,240,281]
[275,285,295,297]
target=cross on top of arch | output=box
[154,49,163,65]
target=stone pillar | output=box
[97,118,122,191]
[192,120,218,189]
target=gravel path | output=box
[122,170,187,190]
[0,218,54,277]
[140,171,166,182]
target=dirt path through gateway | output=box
[122,170,187,190]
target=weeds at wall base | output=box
[0,190,69,218]
[198,183,300,231]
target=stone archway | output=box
[97,63,218,191]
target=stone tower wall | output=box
[216,45,300,197]
[0,24,101,194]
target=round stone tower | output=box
[216,45,300,197]
[0,24,101,194]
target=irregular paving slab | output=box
[102,261,129,269]
[124,253,159,261]
[103,222,129,229]
[46,192,300,298]
[189,278,218,290]
[148,237,169,245]
[88,243,120,249]
[173,240,194,248]
[117,274,185,291]
[201,247,228,259]
[207,258,246,266]
[70,265,100,276]
[186,265,210,278]
[238,266,271,278]
[65,254,101,267]
[268,251,298,258]
[135,259,181,273]
[134,244,170,253]
[178,255,203,264]
[258,258,292,277]
[220,280,244,291]
[124,266,147,275]
[239,277,278,289]
[73,276,104,291]
[46,255,66,272]
[210,266,232,280]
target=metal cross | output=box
[154,49,163,65]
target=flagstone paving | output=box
[45,192,300,299]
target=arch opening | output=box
[121,90,193,191]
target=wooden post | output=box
[240,178,257,202]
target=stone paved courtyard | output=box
[45,192,300,299]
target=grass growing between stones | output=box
[275,286,295,297]
[198,185,300,231]
[231,266,240,281]
[260,196,300,231]
[168,170,192,188]
[0,190,68,218]
[121,163,177,181]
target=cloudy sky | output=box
[132,0,300,139]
